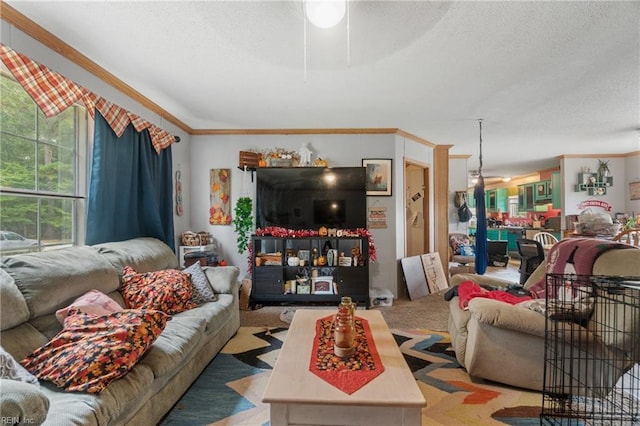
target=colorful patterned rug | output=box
[160,327,542,425]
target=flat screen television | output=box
[256,167,367,230]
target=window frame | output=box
[0,71,88,253]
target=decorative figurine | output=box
[299,143,313,166]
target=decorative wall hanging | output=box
[367,206,387,229]
[209,169,231,225]
[175,170,183,216]
[362,158,392,196]
[630,182,640,200]
[578,199,613,212]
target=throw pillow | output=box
[183,262,216,304]
[450,235,470,255]
[0,346,39,385]
[55,289,123,324]
[461,244,475,256]
[21,309,169,393]
[120,266,195,315]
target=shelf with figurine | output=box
[574,172,613,196]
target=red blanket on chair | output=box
[457,281,531,310]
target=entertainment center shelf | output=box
[250,235,370,309]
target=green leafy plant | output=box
[232,197,253,254]
[597,159,610,176]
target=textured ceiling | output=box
[4,0,640,179]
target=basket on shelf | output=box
[181,231,200,246]
[196,231,212,246]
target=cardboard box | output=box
[369,288,393,307]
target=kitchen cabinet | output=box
[534,180,552,203]
[518,184,535,211]
[506,228,524,253]
[487,191,496,211]
[519,179,557,211]
[251,235,369,308]
[486,188,507,212]
[486,229,501,241]
[486,228,523,253]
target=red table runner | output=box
[309,314,385,394]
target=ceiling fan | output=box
[468,169,507,182]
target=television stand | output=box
[250,235,370,308]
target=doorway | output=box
[405,161,430,257]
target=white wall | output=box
[626,153,640,215]
[189,133,411,295]
[448,157,470,233]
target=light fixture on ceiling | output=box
[304,0,346,28]
[502,177,512,182]
[302,0,350,81]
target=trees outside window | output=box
[0,72,87,254]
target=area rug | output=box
[160,327,542,425]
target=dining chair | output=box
[533,231,559,251]
[516,239,545,284]
[613,228,640,247]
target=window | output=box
[0,71,87,254]
[508,195,522,218]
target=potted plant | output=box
[597,159,610,179]
[232,196,253,254]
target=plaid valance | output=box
[0,43,175,153]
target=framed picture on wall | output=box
[362,158,392,196]
[630,182,640,200]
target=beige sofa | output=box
[0,237,240,425]
[448,242,640,391]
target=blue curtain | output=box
[86,111,175,250]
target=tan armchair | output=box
[447,241,640,391]
[449,233,475,265]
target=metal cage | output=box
[541,274,640,425]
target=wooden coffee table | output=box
[262,309,426,426]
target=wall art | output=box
[362,158,392,196]
[209,169,231,225]
[630,182,640,200]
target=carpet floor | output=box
[160,326,542,425]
